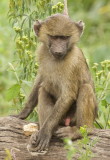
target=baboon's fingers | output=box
[37,139,49,152]
[30,132,38,146]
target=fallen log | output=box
[0,116,110,160]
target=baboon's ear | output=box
[75,20,85,36]
[34,20,42,36]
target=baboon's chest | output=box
[42,69,78,100]
[43,72,63,98]
[40,57,79,99]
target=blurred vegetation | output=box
[64,126,97,160]
[0,0,110,128]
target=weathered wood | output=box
[0,116,110,160]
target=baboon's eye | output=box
[59,36,70,40]
[48,35,58,40]
[48,35,70,40]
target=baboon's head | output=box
[34,14,84,59]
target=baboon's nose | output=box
[54,52,64,57]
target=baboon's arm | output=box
[12,75,42,119]
[46,96,74,129]
[33,95,73,151]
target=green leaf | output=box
[6,84,21,101]
[105,94,110,104]
[96,87,104,92]
[101,99,107,106]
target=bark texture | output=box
[0,116,110,160]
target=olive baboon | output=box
[13,0,97,154]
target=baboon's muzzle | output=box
[50,40,68,59]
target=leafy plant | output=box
[5,149,12,160]
[6,0,64,118]
[64,126,97,160]
[92,60,110,129]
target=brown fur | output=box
[39,14,82,44]
[13,13,97,153]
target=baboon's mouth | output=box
[52,53,65,59]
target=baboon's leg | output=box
[56,84,96,139]
[76,83,96,127]
[38,87,55,128]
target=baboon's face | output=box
[48,35,70,59]
[34,14,84,59]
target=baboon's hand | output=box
[28,128,52,154]
[27,132,47,156]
